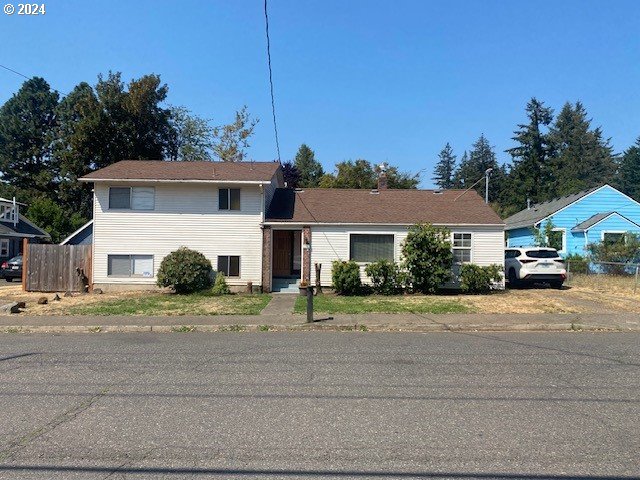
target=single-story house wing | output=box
[0,197,50,261]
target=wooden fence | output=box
[23,242,92,292]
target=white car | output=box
[505,247,566,289]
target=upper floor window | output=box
[452,233,472,264]
[0,204,16,222]
[109,187,155,210]
[349,234,394,262]
[219,188,240,211]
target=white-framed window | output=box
[0,239,9,257]
[602,231,626,245]
[0,205,16,222]
[107,254,154,277]
[547,228,566,253]
[452,233,472,264]
[349,234,394,262]
[219,188,241,211]
[217,256,240,277]
[108,187,155,210]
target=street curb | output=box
[0,322,633,334]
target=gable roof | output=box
[0,215,50,239]
[503,185,603,230]
[266,188,504,225]
[60,220,93,245]
[571,212,640,232]
[80,160,281,183]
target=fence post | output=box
[21,238,28,291]
[635,266,639,294]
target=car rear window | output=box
[525,250,561,259]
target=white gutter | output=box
[263,221,505,227]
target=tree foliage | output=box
[401,224,453,293]
[294,144,324,187]
[432,143,457,189]
[364,259,406,295]
[617,138,640,201]
[319,159,418,189]
[212,106,258,162]
[281,161,301,188]
[167,106,213,161]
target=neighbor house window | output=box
[217,256,240,277]
[219,188,241,211]
[349,234,394,262]
[452,233,472,264]
[0,239,8,257]
[108,187,155,210]
[603,232,626,245]
[107,254,154,277]
[548,229,565,252]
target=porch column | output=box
[302,226,311,284]
[262,226,272,293]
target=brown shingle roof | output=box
[80,160,281,182]
[266,188,504,225]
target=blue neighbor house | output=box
[504,185,640,258]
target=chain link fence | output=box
[566,260,640,293]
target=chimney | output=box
[377,162,388,190]
[527,198,531,210]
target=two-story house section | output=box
[80,160,283,291]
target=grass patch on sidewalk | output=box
[294,294,471,314]
[67,293,272,316]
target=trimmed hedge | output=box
[156,247,213,294]
[331,260,362,295]
[459,264,503,294]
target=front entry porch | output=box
[271,229,302,293]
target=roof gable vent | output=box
[370,189,380,195]
[433,190,443,195]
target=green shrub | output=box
[401,223,453,294]
[211,272,231,295]
[156,247,213,294]
[331,260,362,295]
[564,253,588,274]
[459,264,503,294]
[587,233,640,275]
[364,259,405,295]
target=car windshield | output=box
[8,256,22,264]
[525,250,560,259]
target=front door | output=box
[273,231,293,277]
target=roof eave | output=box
[79,178,270,185]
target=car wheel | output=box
[5,277,12,282]
[550,280,563,290]
[508,269,518,288]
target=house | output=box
[60,220,93,245]
[504,185,640,257]
[0,197,51,261]
[80,160,505,292]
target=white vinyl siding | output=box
[108,187,155,210]
[310,225,505,287]
[94,183,264,287]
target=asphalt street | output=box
[0,332,638,479]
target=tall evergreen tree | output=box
[454,135,502,201]
[0,77,59,202]
[546,102,615,196]
[294,144,324,187]
[432,143,457,189]
[504,98,553,212]
[617,137,640,200]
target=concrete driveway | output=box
[0,332,638,479]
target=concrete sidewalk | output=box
[0,312,638,333]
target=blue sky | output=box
[1,0,639,187]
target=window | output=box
[547,229,565,252]
[108,187,155,210]
[505,249,520,259]
[217,256,240,277]
[107,255,154,277]
[603,232,626,245]
[525,249,561,259]
[219,188,241,210]
[452,233,472,264]
[0,239,8,257]
[0,205,16,222]
[349,234,394,262]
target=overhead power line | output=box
[0,63,70,97]
[263,0,281,163]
